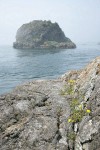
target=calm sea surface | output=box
[0,44,100,94]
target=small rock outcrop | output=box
[13,20,76,49]
[0,57,100,150]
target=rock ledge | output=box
[0,57,100,150]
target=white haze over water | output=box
[0,0,100,45]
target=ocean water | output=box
[0,44,100,95]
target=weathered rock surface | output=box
[0,57,100,150]
[13,20,76,49]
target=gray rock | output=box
[0,57,100,150]
[0,80,70,150]
[13,20,76,49]
[74,57,100,150]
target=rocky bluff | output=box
[13,20,76,49]
[0,57,100,150]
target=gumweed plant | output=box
[67,79,91,123]
[61,79,91,123]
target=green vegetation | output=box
[61,79,91,123]
[67,131,76,141]
[61,79,91,141]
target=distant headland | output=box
[13,20,76,49]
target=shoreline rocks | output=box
[0,57,100,150]
[13,20,76,49]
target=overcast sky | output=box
[0,0,100,45]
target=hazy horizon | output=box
[0,0,100,45]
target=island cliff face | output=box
[0,57,100,150]
[13,20,76,49]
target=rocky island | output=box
[0,57,100,150]
[13,20,76,49]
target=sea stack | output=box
[13,20,76,49]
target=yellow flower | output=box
[86,109,91,113]
[69,80,75,84]
[68,118,72,123]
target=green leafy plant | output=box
[61,79,91,142]
[61,79,91,123]
[67,132,76,141]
